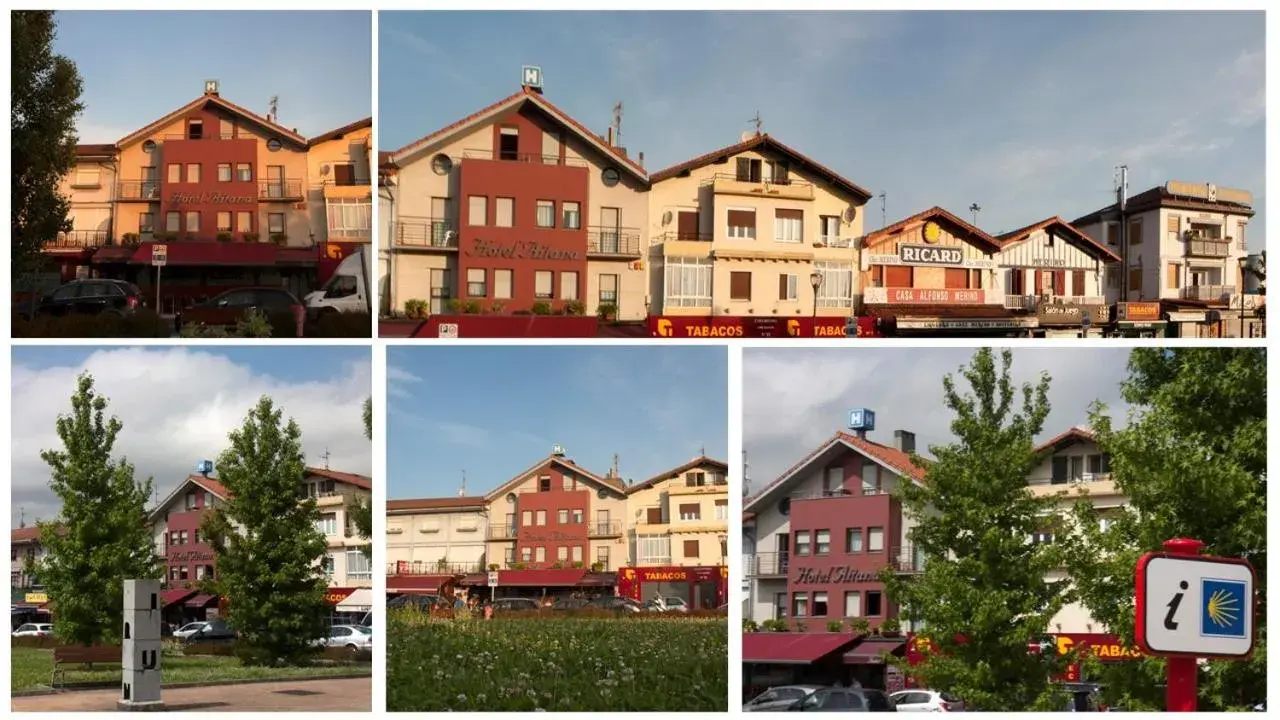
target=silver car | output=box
[745,685,824,712]
[319,624,372,653]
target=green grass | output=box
[387,610,728,711]
[10,646,368,692]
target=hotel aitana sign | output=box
[170,192,256,205]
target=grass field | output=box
[387,611,728,711]
[10,646,368,693]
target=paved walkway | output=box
[12,677,370,712]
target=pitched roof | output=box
[866,206,1003,253]
[745,431,930,511]
[390,86,646,178]
[12,527,42,543]
[307,117,372,146]
[485,454,625,501]
[996,216,1122,263]
[117,94,307,149]
[1034,426,1097,455]
[387,496,486,513]
[148,468,364,521]
[649,133,873,203]
[306,467,372,491]
[1072,185,1256,226]
[626,456,729,495]
[75,144,117,158]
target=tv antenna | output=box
[268,95,279,123]
[459,470,467,497]
[878,192,887,229]
[18,507,25,529]
[742,449,751,496]
[611,102,623,147]
[969,203,982,226]
[611,453,620,477]
[749,111,763,135]
[320,448,331,469]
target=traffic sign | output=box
[152,244,168,267]
[1135,552,1255,659]
[438,323,458,339]
[487,571,499,588]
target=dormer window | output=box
[188,120,204,140]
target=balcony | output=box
[1185,237,1231,258]
[161,133,240,141]
[44,230,110,249]
[461,148,587,167]
[394,218,458,251]
[789,487,891,501]
[387,560,484,576]
[1027,474,1120,500]
[1181,285,1231,302]
[586,226,642,258]
[669,478,730,496]
[589,520,624,538]
[706,173,815,201]
[258,180,304,201]
[746,551,789,577]
[116,181,161,201]
[1005,295,1035,310]
[486,524,518,540]
[889,546,924,574]
[1006,295,1107,311]
[657,230,712,243]
[817,236,855,249]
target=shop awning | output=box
[743,632,859,664]
[843,637,907,664]
[91,242,318,267]
[388,575,453,594]
[161,589,197,607]
[577,572,618,587]
[185,594,217,608]
[337,588,372,611]
[467,569,589,587]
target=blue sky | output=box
[53,11,372,143]
[11,347,371,525]
[387,346,728,499]
[380,11,1265,249]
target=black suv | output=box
[29,279,142,319]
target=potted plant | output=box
[269,232,287,245]
[489,300,506,314]
[827,620,844,633]
[564,299,585,316]
[243,232,260,244]
[436,558,449,571]
[852,618,871,635]
[487,563,499,572]
[512,563,526,571]
[571,561,584,569]
[121,233,140,246]
[463,300,482,314]
[531,301,552,315]
[550,562,564,570]
[446,299,465,314]
[590,562,604,572]
[879,617,902,636]
[216,232,233,243]
[744,619,760,633]
[597,302,618,322]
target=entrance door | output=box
[599,207,621,253]
[677,210,699,240]
[429,268,450,315]
[266,165,285,199]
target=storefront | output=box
[867,305,1039,337]
[617,565,728,608]
[648,315,855,339]
[457,568,620,603]
[1108,302,1166,338]
[325,587,372,626]
[742,631,908,700]
[1034,302,1110,338]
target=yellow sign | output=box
[922,221,941,244]
[24,592,48,604]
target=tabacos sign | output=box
[1053,633,1144,661]
[467,238,583,262]
[649,316,859,339]
[795,567,880,584]
[170,192,256,205]
[640,569,690,582]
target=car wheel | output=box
[346,643,360,655]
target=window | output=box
[1168,264,1180,290]
[1051,456,1069,484]
[179,566,189,581]
[186,164,201,183]
[846,528,863,553]
[535,510,546,526]
[862,462,879,495]
[736,157,763,182]
[812,591,829,617]
[316,513,337,535]
[868,527,883,552]
[166,211,180,233]
[73,168,100,187]
[795,530,811,556]
[185,212,200,232]
[268,213,284,234]
[815,530,830,556]
[346,549,371,580]
[521,510,532,526]
[773,593,788,620]
[467,268,487,297]
[179,530,188,544]
[498,126,519,160]
[845,591,862,617]
[572,509,583,524]
[562,201,581,229]
[1069,456,1084,481]
[665,257,713,307]
[866,591,883,616]
[597,546,609,569]
[598,273,618,304]
[236,212,252,233]
[774,209,803,243]
[558,510,569,524]
[684,540,700,558]
[327,200,371,237]
[139,213,154,234]
[187,119,203,139]
[792,592,808,617]
[539,476,551,491]
[727,209,756,239]
[778,273,798,301]
[730,271,752,301]
[489,269,512,300]
[236,163,252,181]
[1129,218,1143,245]
[572,546,583,563]
[218,164,232,182]
[715,498,728,520]
[468,196,487,226]
[1087,454,1111,475]
[503,548,516,565]
[885,265,913,287]
[167,164,181,183]
[333,163,357,186]
[521,547,532,562]
[535,547,546,563]
[561,271,579,300]
[819,215,840,243]
[638,535,671,564]
[322,555,335,576]
[557,547,569,562]
[816,262,854,307]
[217,212,232,232]
[679,503,701,521]
[1030,530,1055,545]
[536,200,555,228]
[195,565,206,580]
[534,271,554,299]
[495,197,514,227]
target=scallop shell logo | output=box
[922,221,942,244]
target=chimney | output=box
[894,430,916,455]
[606,127,614,147]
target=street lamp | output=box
[809,270,823,322]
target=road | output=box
[11,676,370,712]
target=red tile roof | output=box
[11,527,43,543]
[626,456,729,495]
[189,475,230,499]
[997,216,1122,263]
[306,467,372,491]
[118,94,308,149]
[649,133,872,203]
[1033,426,1096,454]
[387,496,486,512]
[75,144,117,158]
[746,432,929,510]
[306,117,372,147]
[866,206,1003,253]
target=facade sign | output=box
[865,288,986,305]
[523,530,583,543]
[899,244,962,266]
[170,192,256,205]
[1116,302,1161,322]
[1054,633,1143,661]
[323,588,357,605]
[466,239,583,262]
[1035,303,1110,327]
[168,551,214,563]
[24,592,48,604]
[648,316,855,338]
[896,317,1038,331]
[1135,553,1255,658]
[865,253,996,270]
[794,567,879,584]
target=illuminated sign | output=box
[467,239,583,262]
[1036,303,1110,327]
[900,244,963,266]
[1116,302,1161,322]
[795,567,880,584]
[867,288,986,305]
[640,569,689,582]
[170,192,256,205]
[323,588,357,605]
[1055,634,1144,661]
[648,316,852,339]
[24,592,48,604]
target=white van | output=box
[305,246,371,315]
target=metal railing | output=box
[589,520,624,537]
[1005,295,1106,310]
[1181,285,1231,302]
[819,236,855,248]
[387,560,484,576]
[461,148,588,167]
[586,226,642,256]
[889,546,925,574]
[746,551,789,576]
[161,133,240,141]
[1047,472,1114,486]
[789,487,891,501]
[656,230,713,243]
[705,172,814,189]
[258,180,304,200]
[395,218,458,249]
[116,181,161,201]
[45,230,110,248]
[486,525,518,540]
[1185,239,1231,258]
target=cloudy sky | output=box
[743,347,1134,491]
[11,347,371,526]
[387,346,728,499]
[380,11,1264,249]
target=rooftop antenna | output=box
[742,449,751,497]
[1115,164,1129,211]
[268,95,279,124]
[459,471,467,497]
[611,102,623,148]
[878,192,887,229]
[969,203,982,226]
[699,443,706,457]
[320,448,331,470]
[749,111,763,136]
[19,507,25,529]
[611,453,620,478]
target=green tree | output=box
[349,397,373,559]
[882,348,1068,710]
[35,373,157,645]
[200,396,329,666]
[12,11,84,289]
[1064,348,1266,711]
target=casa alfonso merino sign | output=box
[899,244,963,265]
[467,238,583,262]
[170,192,256,204]
[795,566,880,584]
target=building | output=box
[1072,181,1262,338]
[386,496,489,582]
[41,81,371,312]
[647,132,871,338]
[10,527,48,594]
[384,74,650,321]
[623,456,730,608]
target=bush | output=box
[244,232,260,243]
[563,299,585,316]
[827,620,844,632]
[12,308,171,338]
[852,618,871,635]
[743,619,759,633]
[270,233,287,245]
[531,301,552,315]
[597,302,618,321]
[307,312,371,338]
[403,299,428,320]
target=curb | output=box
[13,671,372,697]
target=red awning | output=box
[161,589,196,607]
[185,594,217,608]
[498,569,588,587]
[91,247,134,263]
[388,575,451,593]
[92,242,317,267]
[843,637,907,664]
[867,304,1017,319]
[743,633,859,664]
[578,572,618,587]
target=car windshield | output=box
[941,692,961,703]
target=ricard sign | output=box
[899,244,963,266]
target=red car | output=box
[177,287,305,337]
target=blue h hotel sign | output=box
[522,65,543,89]
[848,408,876,432]
[1201,578,1247,639]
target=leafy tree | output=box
[200,397,329,666]
[882,348,1068,710]
[349,397,373,559]
[1064,348,1266,710]
[35,373,157,645]
[12,11,84,289]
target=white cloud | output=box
[387,364,423,399]
[11,348,371,525]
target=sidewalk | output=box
[11,677,370,712]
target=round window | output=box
[506,492,516,504]
[602,167,620,187]
[431,154,453,175]
[267,138,282,152]
[142,139,157,153]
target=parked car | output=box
[491,598,541,612]
[1059,683,1104,712]
[172,621,211,640]
[646,596,690,613]
[891,690,965,712]
[317,625,372,653]
[787,687,897,712]
[12,623,53,638]
[185,619,236,644]
[549,598,591,611]
[305,246,371,316]
[27,279,142,319]
[176,287,304,336]
[387,594,438,611]
[587,596,643,613]
[745,685,824,712]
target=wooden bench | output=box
[51,645,122,688]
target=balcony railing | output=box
[486,525,518,540]
[586,227,642,257]
[1005,295,1106,311]
[161,133,240,141]
[589,520,624,537]
[790,487,891,501]
[656,230,713,243]
[889,546,924,574]
[461,148,588,167]
[258,180,304,200]
[1185,238,1231,258]
[116,181,161,201]
[1005,294,1035,310]
[1181,285,1231,302]
[44,230,110,249]
[387,560,484,576]
[818,236,855,248]
[395,218,458,249]
[706,173,815,201]
[746,551,789,577]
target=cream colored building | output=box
[386,497,489,574]
[647,132,872,319]
[626,457,730,568]
[55,145,118,250]
[304,468,374,589]
[306,118,374,246]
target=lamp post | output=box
[809,270,823,324]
